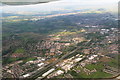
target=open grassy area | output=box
[79,71,112,78]
[68,63,113,78]
[3,57,25,64]
[87,71,112,78]
[23,57,37,63]
[54,31,77,37]
[107,59,119,68]
[14,48,25,53]
[85,63,104,70]
[69,69,112,78]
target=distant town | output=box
[2,8,119,79]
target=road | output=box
[28,47,81,79]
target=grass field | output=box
[14,48,25,53]
[85,63,104,70]
[69,69,112,78]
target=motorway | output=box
[28,47,82,79]
[28,41,91,79]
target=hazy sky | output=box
[1,0,119,13]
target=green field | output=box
[14,48,25,53]
[85,63,104,70]
[69,70,112,78]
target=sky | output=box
[0,0,119,14]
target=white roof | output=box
[42,68,55,77]
[57,70,64,75]
[29,61,33,63]
[37,63,44,67]
[23,74,30,78]
[93,55,98,57]
[75,58,82,62]
[89,55,98,60]
[26,61,33,64]
[41,58,45,61]
[89,56,94,60]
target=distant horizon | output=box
[1,0,119,14]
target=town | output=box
[3,25,119,79]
